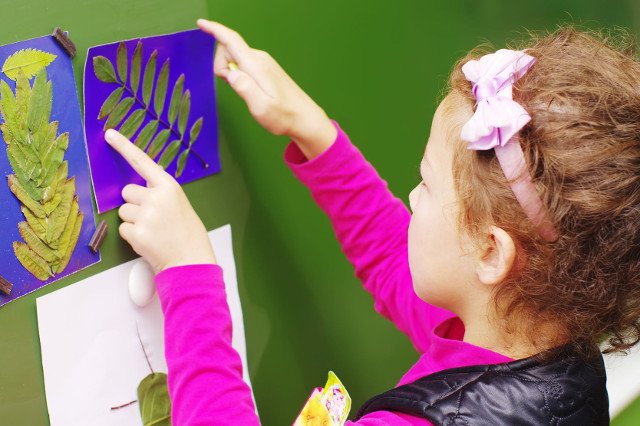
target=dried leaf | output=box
[43,161,68,214]
[18,221,56,262]
[13,241,52,281]
[93,56,117,83]
[131,42,143,95]
[39,132,69,189]
[0,79,17,121]
[175,149,189,178]
[21,206,46,240]
[137,373,171,426]
[7,174,45,218]
[116,42,128,84]
[1,48,56,81]
[142,50,157,106]
[147,129,170,160]
[53,210,83,274]
[119,109,145,139]
[178,90,190,136]
[154,59,170,116]
[26,69,48,133]
[168,74,184,127]
[45,177,75,244]
[104,97,134,130]
[15,70,32,118]
[158,140,181,169]
[51,198,79,253]
[98,87,124,120]
[134,120,159,151]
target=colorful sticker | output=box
[294,371,351,426]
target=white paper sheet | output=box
[605,344,640,416]
[37,224,252,426]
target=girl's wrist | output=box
[290,107,337,160]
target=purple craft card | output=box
[83,29,220,213]
[0,35,100,307]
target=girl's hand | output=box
[197,19,337,160]
[105,129,217,274]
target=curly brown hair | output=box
[447,26,640,358]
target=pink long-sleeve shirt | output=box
[155,123,513,425]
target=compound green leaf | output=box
[43,161,68,214]
[13,241,52,281]
[18,221,56,262]
[167,74,184,127]
[158,140,181,169]
[7,174,45,218]
[154,59,169,116]
[137,373,171,426]
[104,97,134,130]
[178,90,190,136]
[147,129,170,160]
[45,177,75,244]
[134,120,159,151]
[93,56,117,83]
[142,50,157,106]
[119,109,145,139]
[175,149,189,178]
[131,42,143,95]
[116,42,128,84]
[1,48,56,81]
[15,70,32,118]
[98,87,124,120]
[39,132,69,189]
[53,210,83,274]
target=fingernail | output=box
[105,129,116,142]
[227,69,239,84]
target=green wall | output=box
[0,0,638,424]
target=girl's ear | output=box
[475,226,516,286]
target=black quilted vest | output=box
[354,347,609,425]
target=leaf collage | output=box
[0,50,84,281]
[93,41,204,178]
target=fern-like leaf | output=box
[93,43,205,176]
[0,66,83,281]
[2,48,57,81]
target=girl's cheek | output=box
[409,186,419,212]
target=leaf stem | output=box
[136,322,154,375]
[117,79,209,169]
[110,400,138,410]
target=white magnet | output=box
[128,260,156,307]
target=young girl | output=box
[105,19,640,425]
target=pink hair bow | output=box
[460,49,558,242]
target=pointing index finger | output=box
[105,129,166,186]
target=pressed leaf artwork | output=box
[0,36,100,307]
[84,30,221,213]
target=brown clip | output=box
[0,275,12,297]
[52,27,77,58]
[89,220,108,253]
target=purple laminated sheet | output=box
[0,35,100,307]
[84,29,220,213]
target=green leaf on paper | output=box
[178,90,190,135]
[116,42,128,84]
[104,97,134,130]
[93,56,117,83]
[45,177,75,244]
[131,42,143,95]
[142,50,157,106]
[134,120,159,151]
[22,206,47,241]
[18,221,56,262]
[158,140,181,169]
[50,198,78,252]
[119,109,145,139]
[1,48,56,81]
[26,69,52,134]
[93,45,205,178]
[7,175,46,218]
[98,87,124,120]
[53,209,83,273]
[168,74,184,127]
[137,373,171,426]
[154,59,169,116]
[13,241,52,281]
[147,129,170,160]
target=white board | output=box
[37,224,252,425]
[606,344,640,416]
